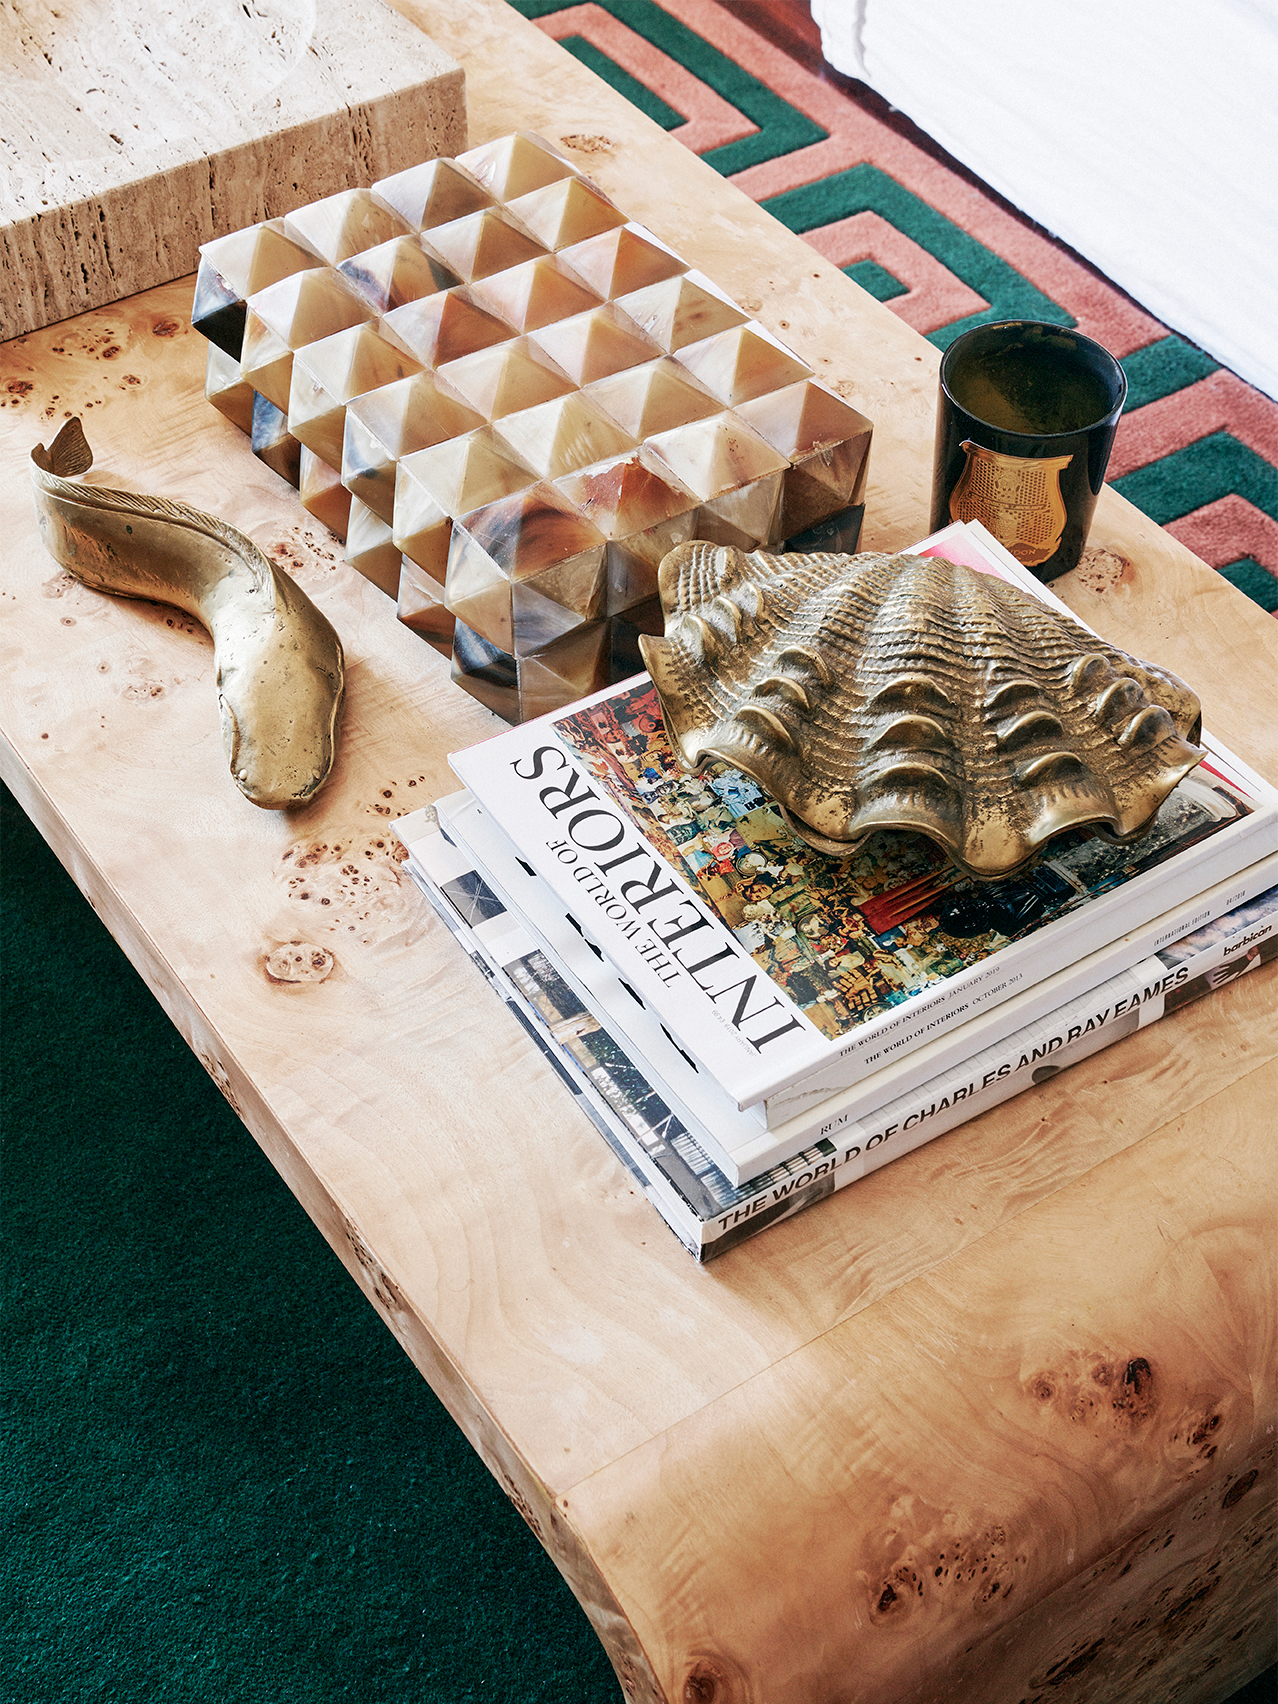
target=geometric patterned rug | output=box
[513,0,1278,615]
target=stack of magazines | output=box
[395,522,1278,1259]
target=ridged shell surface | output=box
[638,543,1205,877]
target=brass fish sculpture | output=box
[30,417,345,809]
[640,542,1205,879]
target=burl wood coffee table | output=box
[2,3,1274,1699]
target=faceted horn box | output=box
[639,543,1206,879]
[192,131,873,723]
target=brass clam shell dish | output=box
[638,543,1205,879]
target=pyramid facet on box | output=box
[446,484,608,657]
[553,450,701,617]
[425,207,549,283]
[299,447,352,541]
[250,392,301,488]
[240,269,373,412]
[504,176,628,251]
[516,619,613,722]
[584,357,721,439]
[337,235,462,314]
[394,428,535,583]
[398,558,457,658]
[456,132,581,202]
[288,325,422,470]
[344,372,485,524]
[736,380,873,538]
[345,496,404,599]
[450,618,521,721]
[492,392,635,480]
[371,156,495,231]
[436,337,574,420]
[283,189,412,265]
[381,286,515,368]
[205,342,255,436]
[644,411,788,547]
[193,222,324,359]
[527,302,660,384]
[191,134,872,723]
[673,322,815,408]
[558,223,689,300]
[613,269,749,355]
[469,255,603,333]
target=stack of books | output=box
[395,522,1278,1258]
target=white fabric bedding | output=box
[811,0,1278,399]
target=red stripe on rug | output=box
[801,211,987,333]
[656,0,1166,358]
[1108,371,1278,481]
[1165,496,1278,576]
[535,4,756,155]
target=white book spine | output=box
[396,806,1278,1259]
[443,777,1278,1182]
[451,699,1278,1117]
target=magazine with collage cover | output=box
[434,784,1278,1182]
[394,805,1278,1259]
[449,525,1278,1121]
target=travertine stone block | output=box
[345,496,403,598]
[1,0,465,337]
[337,236,462,315]
[288,325,422,470]
[344,373,485,524]
[299,447,353,542]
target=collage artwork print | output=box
[553,679,1254,1043]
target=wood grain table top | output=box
[2,4,1274,1700]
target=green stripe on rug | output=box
[1113,431,1278,525]
[761,165,1070,345]
[559,35,685,129]
[1218,558,1278,613]
[1120,335,1219,412]
[845,259,909,302]
[508,0,827,172]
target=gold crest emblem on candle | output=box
[949,441,1072,567]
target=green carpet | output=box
[0,782,617,1703]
